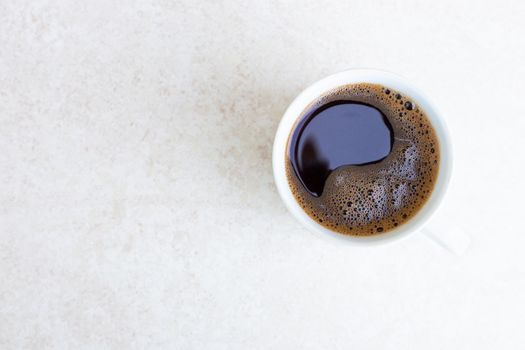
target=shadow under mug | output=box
[272,69,469,253]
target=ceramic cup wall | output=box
[273,69,453,245]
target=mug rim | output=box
[272,69,453,245]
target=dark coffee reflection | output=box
[290,101,393,197]
[297,136,329,197]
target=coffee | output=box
[285,83,439,236]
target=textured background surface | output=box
[1,0,524,349]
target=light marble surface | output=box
[1,0,524,349]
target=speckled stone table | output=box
[1,1,524,349]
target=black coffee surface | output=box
[285,83,440,236]
[289,101,393,197]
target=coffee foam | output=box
[285,83,440,236]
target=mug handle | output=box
[420,213,470,256]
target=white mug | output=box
[272,69,469,252]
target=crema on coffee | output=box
[286,83,440,236]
